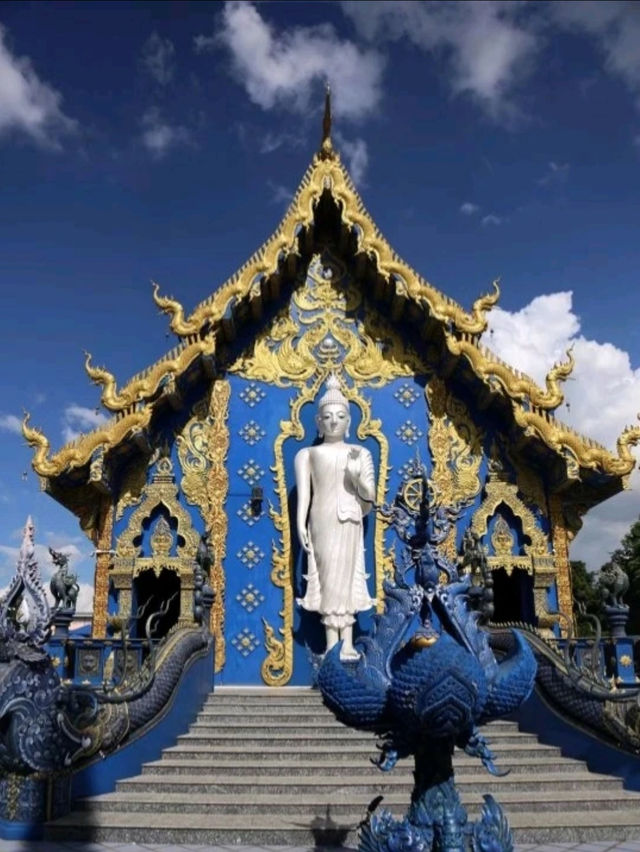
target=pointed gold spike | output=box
[320,82,335,160]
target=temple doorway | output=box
[132,568,180,639]
[491,567,535,625]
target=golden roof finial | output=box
[320,82,335,159]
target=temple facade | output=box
[23,103,640,687]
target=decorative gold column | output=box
[208,380,231,673]
[92,497,114,638]
[549,494,574,636]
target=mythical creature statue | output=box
[193,532,215,626]
[296,374,377,660]
[49,546,80,612]
[597,559,629,608]
[317,463,537,851]
[459,528,494,624]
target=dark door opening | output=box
[491,567,535,625]
[132,567,180,639]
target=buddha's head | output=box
[316,374,350,441]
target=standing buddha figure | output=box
[295,374,377,660]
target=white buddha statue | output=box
[295,374,377,660]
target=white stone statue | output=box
[295,374,377,660]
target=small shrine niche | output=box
[110,456,199,637]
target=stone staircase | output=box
[47,687,640,846]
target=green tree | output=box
[570,559,604,635]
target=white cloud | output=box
[0,24,76,147]
[140,32,176,85]
[481,290,640,571]
[551,2,640,106]
[341,1,538,123]
[0,413,22,434]
[481,213,503,226]
[62,404,108,443]
[266,180,293,205]
[200,1,384,120]
[460,202,479,215]
[140,107,191,159]
[259,130,305,154]
[335,132,368,185]
[538,160,570,187]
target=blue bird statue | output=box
[317,460,537,852]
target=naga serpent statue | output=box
[0,517,212,826]
[317,464,537,852]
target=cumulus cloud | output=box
[140,32,176,85]
[140,107,191,159]
[481,213,503,226]
[341,1,538,123]
[335,132,368,185]
[0,24,77,147]
[481,291,640,570]
[460,202,480,215]
[62,404,108,443]
[198,1,384,120]
[551,2,640,106]
[0,414,22,434]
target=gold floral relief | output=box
[92,497,114,638]
[206,381,231,673]
[115,453,156,521]
[471,465,554,589]
[262,375,323,686]
[176,398,210,515]
[114,456,199,559]
[426,377,484,558]
[549,494,574,635]
[229,252,429,390]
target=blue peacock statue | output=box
[317,461,537,852]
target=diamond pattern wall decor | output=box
[238,459,264,486]
[239,382,266,408]
[231,627,260,657]
[237,541,265,568]
[236,582,265,613]
[394,382,420,408]
[239,421,266,446]
[396,420,423,446]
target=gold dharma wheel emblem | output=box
[401,477,424,512]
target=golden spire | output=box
[320,82,335,160]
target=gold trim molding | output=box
[427,377,484,558]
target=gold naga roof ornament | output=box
[443,339,575,412]
[22,407,153,479]
[21,93,640,487]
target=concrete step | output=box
[139,756,594,777]
[44,687,640,846]
[165,742,562,761]
[177,730,544,747]
[45,807,640,845]
[75,787,640,816]
[115,770,623,795]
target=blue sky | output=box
[1,1,640,605]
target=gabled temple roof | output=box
[23,95,640,527]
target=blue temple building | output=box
[23,100,640,690]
